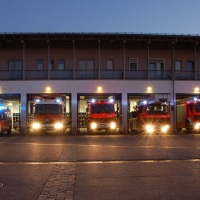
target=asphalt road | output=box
[0,133,200,200]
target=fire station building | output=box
[0,32,200,134]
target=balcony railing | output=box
[174,71,195,80]
[25,70,48,80]
[0,70,23,80]
[0,69,199,81]
[125,71,148,79]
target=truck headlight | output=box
[32,122,41,129]
[161,125,170,133]
[146,124,154,134]
[110,122,116,129]
[194,122,200,130]
[91,122,97,130]
[54,123,63,129]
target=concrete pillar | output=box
[73,40,76,80]
[98,40,101,79]
[71,92,77,134]
[47,41,50,80]
[20,93,27,134]
[122,92,128,133]
[22,41,25,80]
[123,41,126,80]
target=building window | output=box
[187,61,194,71]
[37,59,44,70]
[8,60,22,70]
[79,60,94,70]
[129,58,137,71]
[149,59,164,78]
[106,60,114,70]
[58,59,65,70]
[50,60,55,70]
[175,60,181,71]
[149,59,164,71]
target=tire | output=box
[177,128,182,132]
[186,121,192,134]
[7,127,11,135]
[87,125,92,134]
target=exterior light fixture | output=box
[97,86,102,92]
[194,87,199,93]
[46,87,51,93]
[147,86,152,93]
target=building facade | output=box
[0,32,200,134]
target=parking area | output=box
[0,134,200,200]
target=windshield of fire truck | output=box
[35,104,61,114]
[195,103,200,112]
[146,105,168,115]
[91,104,115,114]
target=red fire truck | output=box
[30,97,67,133]
[86,98,117,133]
[177,97,200,132]
[130,100,171,134]
[0,106,12,135]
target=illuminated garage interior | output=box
[27,93,71,134]
[128,93,171,133]
[77,93,122,134]
[0,94,20,132]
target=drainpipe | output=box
[171,44,176,133]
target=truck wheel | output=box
[177,128,182,132]
[110,129,116,134]
[186,121,192,134]
[57,130,63,135]
[87,125,92,134]
[7,127,11,135]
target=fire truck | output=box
[177,97,200,132]
[86,98,117,133]
[130,100,171,134]
[0,105,12,135]
[29,97,67,133]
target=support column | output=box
[20,93,27,134]
[98,40,101,79]
[147,41,150,79]
[71,92,77,134]
[123,40,126,80]
[47,40,50,80]
[122,92,128,134]
[22,41,25,80]
[194,44,197,80]
[73,40,76,80]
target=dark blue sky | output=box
[1,0,200,35]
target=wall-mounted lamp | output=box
[97,86,102,93]
[194,87,199,93]
[146,86,152,93]
[45,87,51,93]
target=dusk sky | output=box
[1,0,200,35]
